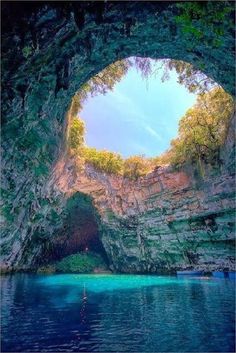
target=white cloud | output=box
[109,89,147,123]
[144,125,163,141]
[106,89,165,143]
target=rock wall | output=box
[1,2,235,271]
[36,192,105,265]
[51,144,235,273]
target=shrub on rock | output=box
[55,252,107,273]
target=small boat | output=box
[177,270,203,276]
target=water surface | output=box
[1,274,235,352]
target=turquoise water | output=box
[1,274,235,352]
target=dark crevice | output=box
[37,192,109,267]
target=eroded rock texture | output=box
[51,137,235,273]
[1,2,235,271]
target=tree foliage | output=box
[80,147,154,179]
[87,59,131,96]
[151,152,172,168]
[175,1,234,41]
[56,252,106,273]
[165,87,234,170]
[168,1,234,94]
[123,155,152,180]
[69,118,85,151]
[82,147,124,174]
[161,59,216,94]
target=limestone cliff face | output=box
[1,2,235,272]
[51,148,235,273]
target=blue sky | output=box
[79,60,197,158]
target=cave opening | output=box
[38,192,110,268]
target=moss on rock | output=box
[55,252,107,273]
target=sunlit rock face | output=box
[51,130,235,273]
[1,2,235,271]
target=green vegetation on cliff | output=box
[69,118,85,151]
[161,87,234,170]
[38,252,107,274]
[123,156,152,180]
[56,252,106,273]
[82,147,123,174]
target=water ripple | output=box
[1,274,235,352]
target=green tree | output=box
[83,147,124,174]
[88,59,131,96]
[55,252,106,273]
[123,155,152,180]
[161,59,216,94]
[151,152,172,167]
[69,118,85,151]
[174,1,234,41]
[163,1,234,94]
[167,87,234,170]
